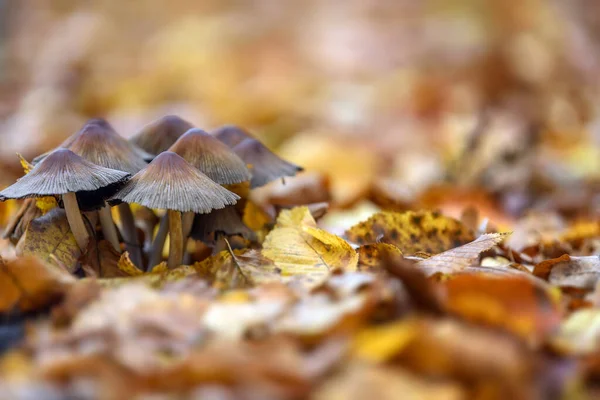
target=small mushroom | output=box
[212,125,303,188]
[189,205,253,244]
[65,119,149,259]
[0,149,130,251]
[232,138,303,188]
[211,124,252,148]
[109,151,239,269]
[169,128,251,185]
[130,115,194,156]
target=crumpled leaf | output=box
[0,256,74,312]
[416,233,509,275]
[357,243,402,271]
[117,252,144,277]
[16,208,81,272]
[534,254,600,289]
[346,211,474,255]
[261,207,358,288]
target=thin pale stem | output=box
[98,204,120,252]
[168,210,183,269]
[118,203,143,267]
[63,192,89,251]
[148,213,169,271]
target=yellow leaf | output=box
[346,211,474,255]
[261,207,357,288]
[352,319,421,363]
[357,243,403,271]
[416,233,510,275]
[17,208,81,272]
[243,200,272,232]
[117,252,144,276]
[16,154,57,214]
[17,153,32,174]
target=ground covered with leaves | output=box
[3,1,600,399]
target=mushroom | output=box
[64,119,148,260]
[211,124,252,148]
[212,125,303,188]
[168,128,251,239]
[232,138,303,188]
[109,152,239,269]
[130,115,194,156]
[0,149,130,251]
[35,119,148,264]
[189,205,253,244]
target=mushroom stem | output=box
[63,192,89,251]
[118,203,143,267]
[148,213,169,271]
[98,205,120,252]
[168,210,183,269]
[182,211,195,238]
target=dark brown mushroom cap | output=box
[169,128,251,185]
[190,205,253,242]
[32,119,152,166]
[0,149,131,201]
[109,151,240,213]
[130,115,194,156]
[211,124,253,148]
[232,138,303,188]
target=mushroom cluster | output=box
[0,117,302,270]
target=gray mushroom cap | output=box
[0,148,131,200]
[130,115,194,156]
[232,138,303,188]
[109,151,240,213]
[32,119,152,169]
[169,128,251,185]
[211,124,252,148]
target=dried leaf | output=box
[346,211,474,255]
[547,255,600,289]
[0,256,74,312]
[416,233,509,275]
[16,208,81,272]
[357,243,402,271]
[117,252,144,277]
[262,207,358,289]
[441,274,562,340]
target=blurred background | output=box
[1,0,600,227]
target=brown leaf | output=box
[0,256,74,313]
[346,211,475,255]
[416,233,509,275]
[16,208,82,273]
[357,243,402,272]
[547,255,600,290]
[533,254,572,280]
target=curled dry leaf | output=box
[262,207,358,289]
[346,211,474,255]
[16,208,81,272]
[416,233,510,275]
[534,255,600,290]
[0,256,74,313]
[117,252,144,277]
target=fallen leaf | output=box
[416,233,509,275]
[262,207,358,289]
[346,211,475,255]
[441,274,562,341]
[551,308,600,354]
[533,254,572,280]
[117,252,145,277]
[0,256,74,313]
[357,243,402,271]
[539,255,600,290]
[16,208,82,272]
